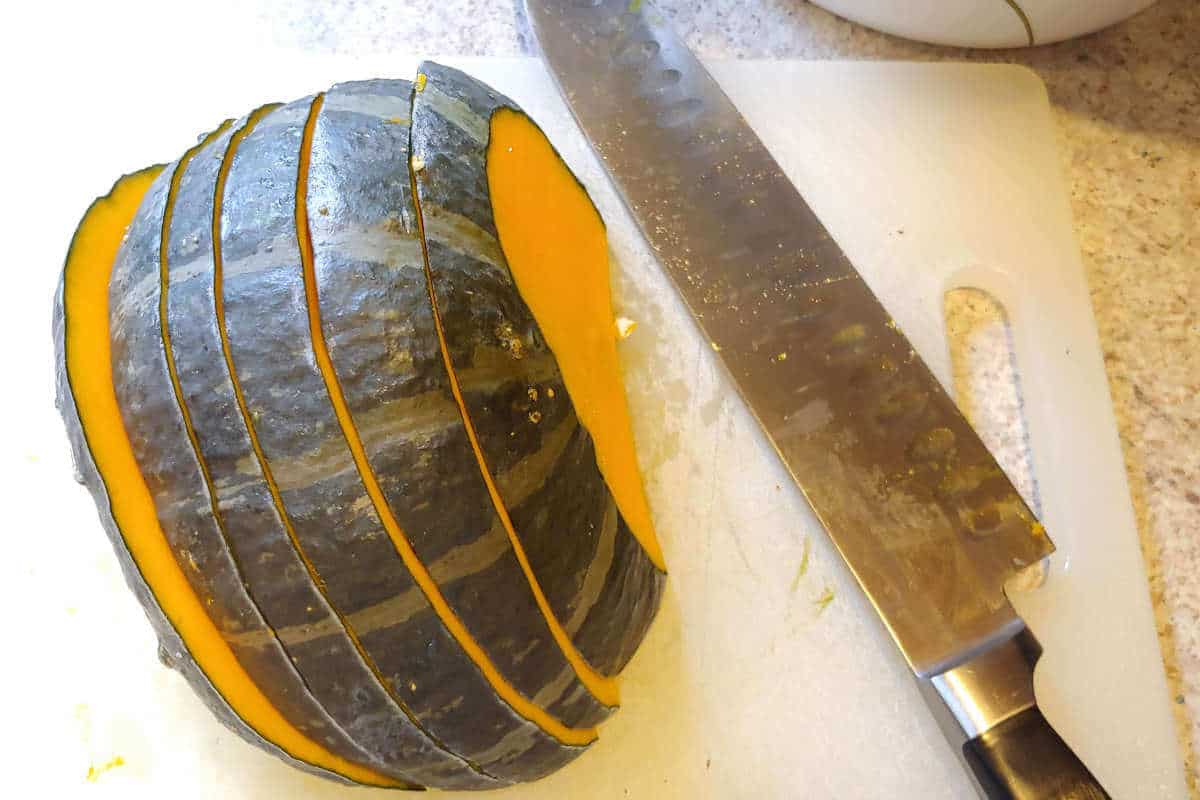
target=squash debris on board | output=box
[53,63,665,789]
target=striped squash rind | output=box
[299,78,590,780]
[107,154,392,769]
[164,105,490,788]
[310,78,609,736]
[410,62,666,681]
[52,175,353,787]
[57,63,664,789]
[214,94,579,784]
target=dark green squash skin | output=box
[410,61,666,679]
[573,518,668,675]
[308,78,602,769]
[52,171,353,788]
[162,101,493,790]
[216,87,583,783]
[309,79,609,736]
[106,159,401,776]
[60,64,664,789]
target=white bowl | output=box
[810,0,1156,47]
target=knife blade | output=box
[524,2,1110,797]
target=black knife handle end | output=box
[964,705,1111,800]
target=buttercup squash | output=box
[54,63,665,789]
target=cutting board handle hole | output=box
[943,287,1042,516]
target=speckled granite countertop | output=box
[259,0,1199,788]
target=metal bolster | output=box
[918,628,1043,798]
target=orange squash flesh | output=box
[486,108,666,572]
[297,95,597,748]
[63,169,402,789]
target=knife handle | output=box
[963,705,1110,800]
[922,629,1112,800]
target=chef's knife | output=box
[524,2,1110,798]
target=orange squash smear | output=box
[298,95,596,748]
[63,166,401,788]
[486,108,666,573]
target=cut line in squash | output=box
[179,115,420,787]
[486,107,666,574]
[62,166,401,789]
[411,150,621,708]
[211,102,493,787]
[296,93,597,749]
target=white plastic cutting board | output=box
[2,53,1186,799]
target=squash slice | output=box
[299,93,598,749]
[58,168,402,789]
[486,107,665,573]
